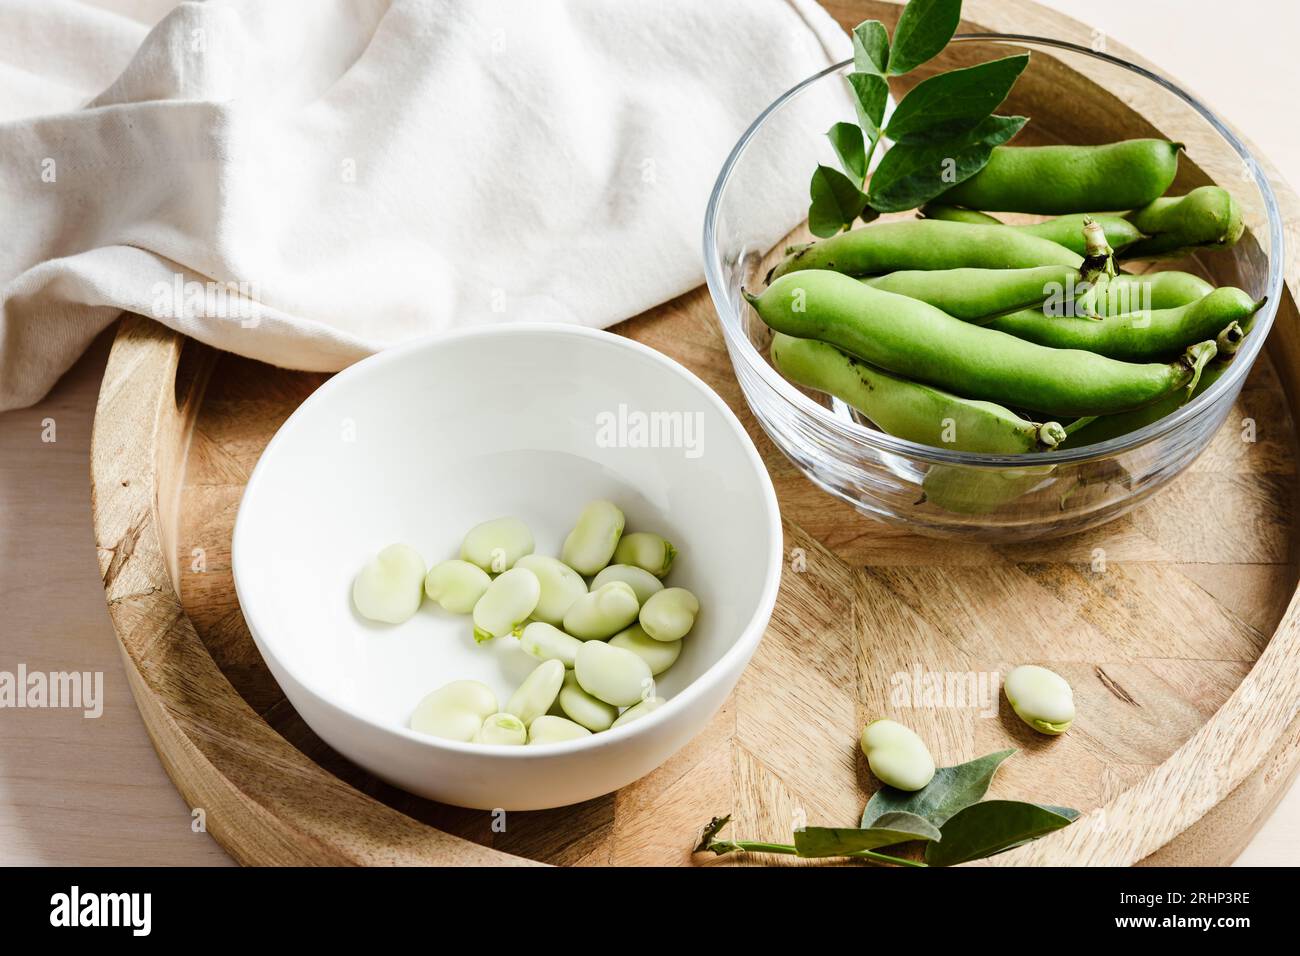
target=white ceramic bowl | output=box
[233,324,782,810]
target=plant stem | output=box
[712,839,927,868]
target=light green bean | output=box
[611,697,666,729]
[409,680,498,742]
[557,670,619,731]
[514,554,587,625]
[1004,665,1075,735]
[639,588,699,643]
[591,564,664,604]
[460,517,534,573]
[575,640,654,707]
[504,659,565,727]
[527,715,593,744]
[518,621,583,668]
[609,624,681,675]
[423,559,491,614]
[560,500,626,575]
[471,567,540,643]
[612,532,677,577]
[859,719,936,792]
[474,713,527,746]
[353,543,426,624]
[563,581,640,640]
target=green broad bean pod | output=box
[864,265,1078,322]
[590,564,664,604]
[749,271,1215,417]
[574,640,654,707]
[560,500,626,575]
[609,623,681,675]
[859,719,936,792]
[1085,271,1215,317]
[936,139,1182,214]
[471,567,540,643]
[1063,304,1261,449]
[527,715,593,744]
[460,516,534,573]
[612,532,677,577]
[514,554,587,625]
[519,621,583,668]
[423,559,491,614]
[772,334,1066,454]
[409,680,498,742]
[1123,186,1244,259]
[639,587,699,643]
[563,581,641,640]
[770,220,1082,282]
[920,205,1145,255]
[474,713,527,746]
[352,543,426,624]
[557,670,619,731]
[921,463,1055,515]
[504,659,565,727]
[985,287,1261,360]
[611,697,666,729]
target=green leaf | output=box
[794,812,941,857]
[852,20,890,75]
[863,749,1015,828]
[924,800,1078,867]
[887,0,963,75]
[846,72,890,140]
[827,122,867,184]
[867,114,1026,213]
[809,164,868,237]
[885,54,1029,143]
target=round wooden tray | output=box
[91,0,1300,866]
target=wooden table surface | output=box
[2,0,1296,866]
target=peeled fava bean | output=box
[424,559,491,614]
[353,543,426,624]
[514,554,587,625]
[609,624,681,675]
[639,587,699,643]
[460,516,534,573]
[859,719,936,792]
[519,621,583,668]
[475,713,527,746]
[472,567,540,643]
[505,659,565,727]
[563,581,640,640]
[410,680,498,742]
[558,670,619,731]
[1004,664,1075,735]
[560,500,625,575]
[575,639,653,708]
[527,714,593,744]
[612,532,677,577]
[591,564,664,605]
[611,696,665,729]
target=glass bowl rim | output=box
[702,32,1285,467]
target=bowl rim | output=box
[232,322,784,759]
[703,32,1286,467]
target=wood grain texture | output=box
[87,0,1300,866]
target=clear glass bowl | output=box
[704,34,1284,542]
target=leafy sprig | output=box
[694,749,1078,867]
[809,0,1029,235]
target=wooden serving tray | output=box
[91,0,1300,866]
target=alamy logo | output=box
[595,403,703,459]
[0,665,103,718]
[50,887,151,936]
[151,274,261,327]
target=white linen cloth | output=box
[0,0,849,410]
